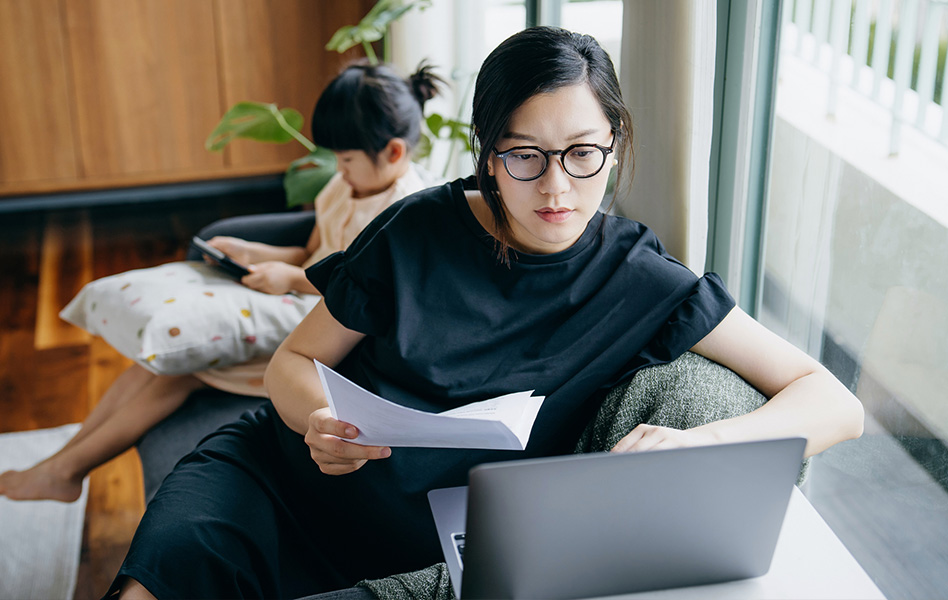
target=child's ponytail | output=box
[312,60,446,160]
[408,60,445,111]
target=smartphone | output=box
[190,236,251,278]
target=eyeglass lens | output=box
[504,146,606,180]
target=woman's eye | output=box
[511,152,539,162]
[569,149,596,160]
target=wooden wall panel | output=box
[0,0,378,198]
[214,0,377,169]
[64,0,225,179]
[0,0,79,186]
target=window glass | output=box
[761,1,948,596]
[481,0,528,56]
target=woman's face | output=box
[490,83,614,255]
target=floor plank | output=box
[0,330,38,432]
[0,211,40,331]
[32,343,91,427]
[2,189,288,598]
[35,210,92,350]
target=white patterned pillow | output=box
[60,261,320,375]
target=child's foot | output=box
[0,461,84,503]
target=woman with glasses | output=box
[110,26,863,600]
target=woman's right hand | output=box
[304,407,392,475]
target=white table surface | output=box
[602,487,885,599]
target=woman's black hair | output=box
[312,60,444,160]
[471,26,634,258]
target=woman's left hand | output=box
[611,424,718,453]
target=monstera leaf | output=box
[205,102,313,152]
[284,147,337,208]
[325,0,431,63]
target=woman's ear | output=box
[487,157,495,177]
[383,138,408,164]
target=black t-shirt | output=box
[277,176,734,578]
[117,178,737,594]
[304,176,733,461]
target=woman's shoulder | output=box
[600,212,665,252]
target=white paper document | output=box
[314,361,545,450]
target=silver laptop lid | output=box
[427,485,468,598]
[456,437,805,599]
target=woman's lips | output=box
[536,208,573,223]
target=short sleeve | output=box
[606,271,736,386]
[305,208,400,336]
[645,271,735,359]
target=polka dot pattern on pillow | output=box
[59,261,320,375]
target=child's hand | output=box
[207,236,257,266]
[240,261,302,295]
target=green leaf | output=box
[284,148,337,208]
[425,113,445,137]
[414,131,433,161]
[325,25,358,53]
[325,0,432,59]
[205,102,305,152]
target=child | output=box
[0,61,443,503]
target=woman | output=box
[112,27,863,599]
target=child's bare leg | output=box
[0,374,206,502]
[59,364,155,453]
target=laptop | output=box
[428,437,805,599]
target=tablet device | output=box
[190,236,251,278]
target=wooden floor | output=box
[0,191,286,599]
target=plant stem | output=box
[362,40,379,65]
[269,105,316,153]
[443,73,476,178]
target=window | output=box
[759,1,948,596]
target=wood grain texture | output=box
[2,190,287,597]
[213,0,376,170]
[63,0,226,179]
[0,0,380,198]
[0,0,79,186]
[0,211,41,330]
[35,210,93,350]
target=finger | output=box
[240,271,261,289]
[206,237,227,250]
[305,428,391,461]
[317,459,368,476]
[631,432,665,452]
[611,426,646,453]
[312,412,359,439]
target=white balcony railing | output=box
[784,0,948,156]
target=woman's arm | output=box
[265,301,390,474]
[613,307,865,458]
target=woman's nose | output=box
[537,158,571,196]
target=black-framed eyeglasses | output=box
[492,136,615,181]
